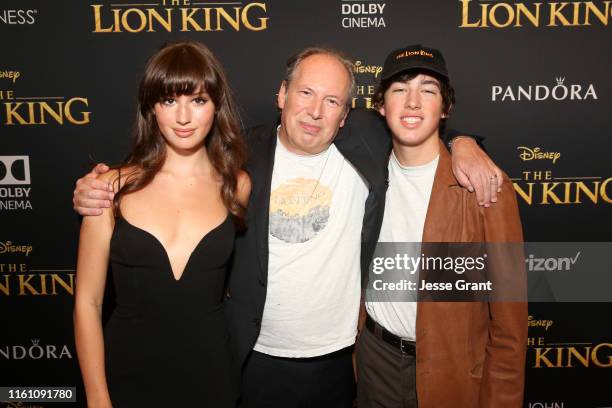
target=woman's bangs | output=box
[154,51,215,101]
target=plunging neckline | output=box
[118,214,230,282]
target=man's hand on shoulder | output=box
[73,163,114,216]
[450,137,503,207]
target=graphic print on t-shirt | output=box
[269,177,332,243]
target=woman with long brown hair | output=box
[73,41,250,407]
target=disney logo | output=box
[518,146,561,164]
[528,315,554,331]
[0,240,33,256]
[353,61,383,78]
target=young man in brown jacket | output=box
[357,45,527,408]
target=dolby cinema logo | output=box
[340,0,387,29]
[492,77,598,102]
[0,156,32,211]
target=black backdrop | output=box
[1,1,611,407]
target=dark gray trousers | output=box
[356,327,418,408]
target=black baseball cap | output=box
[380,44,449,81]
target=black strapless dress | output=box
[104,215,236,407]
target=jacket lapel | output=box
[249,125,278,280]
[422,139,458,243]
[417,139,457,342]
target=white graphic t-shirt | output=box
[253,134,369,357]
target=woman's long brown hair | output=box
[113,41,247,226]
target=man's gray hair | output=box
[283,46,356,109]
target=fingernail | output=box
[491,198,497,202]
[468,187,474,192]
[109,192,115,199]
[485,203,490,208]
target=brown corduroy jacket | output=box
[413,140,527,408]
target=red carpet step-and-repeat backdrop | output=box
[1,0,611,406]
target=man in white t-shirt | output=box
[72,46,506,407]
[357,45,527,408]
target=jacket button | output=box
[258,279,265,287]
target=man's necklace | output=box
[305,146,332,205]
